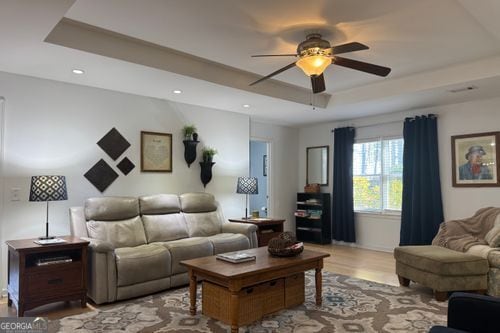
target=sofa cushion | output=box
[142,213,189,242]
[183,211,222,237]
[85,196,139,221]
[180,192,217,213]
[115,244,171,286]
[162,237,213,274]
[87,216,147,248]
[139,194,181,215]
[206,233,250,254]
[394,245,489,276]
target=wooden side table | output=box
[228,218,285,246]
[6,236,89,316]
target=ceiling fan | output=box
[249,33,391,94]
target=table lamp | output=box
[29,175,68,240]
[236,177,258,219]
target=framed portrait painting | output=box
[451,131,500,187]
[141,131,172,172]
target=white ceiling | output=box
[1,0,500,126]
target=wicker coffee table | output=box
[180,247,329,333]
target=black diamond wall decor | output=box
[117,157,135,175]
[97,127,131,160]
[84,159,119,192]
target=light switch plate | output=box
[10,187,20,201]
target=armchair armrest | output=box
[447,292,500,333]
[222,222,258,248]
[81,237,115,253]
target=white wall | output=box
[299,96,500,252]
[0,71,251,290]
[251,121,299,232]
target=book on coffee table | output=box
[216,252,256,263]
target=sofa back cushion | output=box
[180,192,217,213]
[180,192,222,237]
[183,211,223,237]
[139,194,181,215]
[142,213,189,242]
[85,197,139,221]
[87,216,147,248]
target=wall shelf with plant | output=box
[200,147,217,187]
[182,124,199,167]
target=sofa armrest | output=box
[447,292,500,333]
[80,237,117,304]
[487,250,500,268]
[81,237,115,253]
[222,222,258,248]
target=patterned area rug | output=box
[49,272,447,332]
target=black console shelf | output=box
[295,192,331,244]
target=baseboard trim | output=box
[330,240,394,253]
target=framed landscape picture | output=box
[451,131,500,187]
[141,131,172,172]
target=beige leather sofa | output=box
[70,192,258,304]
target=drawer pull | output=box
[246,288,254,294]
[48,278,63,285]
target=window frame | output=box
[353,136,403,215]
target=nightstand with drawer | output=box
[6,236,89,316]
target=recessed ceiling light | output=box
[173,90,182,94]
[242,104,250,108]
[72,69,85,75]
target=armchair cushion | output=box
[87,216,147,248]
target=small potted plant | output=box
[182,124,197,141]
[201,147,218,163]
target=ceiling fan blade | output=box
[251,54,298,57]
[249,62,297,86]
[331,42,369,55]
[333,56,391,77]
[311,74,326,94]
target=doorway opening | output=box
[249,139,270,218]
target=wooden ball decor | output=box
[267,232,304,257]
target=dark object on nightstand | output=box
[295,192,331,244]
[429,292,500,333]
[6,236,89,317]
[229,218,285,247]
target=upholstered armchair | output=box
[429,292,500,333]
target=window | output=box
[353,137,403,213]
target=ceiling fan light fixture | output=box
[296,55,331,76]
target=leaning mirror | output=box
[307,146,329,186]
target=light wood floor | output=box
[0,244,398,319]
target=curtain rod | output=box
[330,119,402,132]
